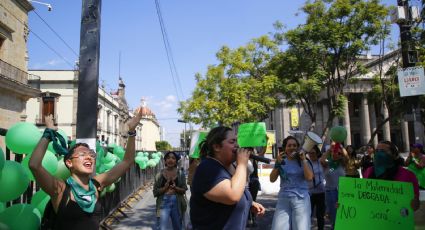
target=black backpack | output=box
[40,183,70,230]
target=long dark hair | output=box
[282,136,302,166]
[199,126,232,158]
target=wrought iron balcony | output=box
[0,59,28,84]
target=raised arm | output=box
[29,115,64,198]
[204,148,250,205]
[94,107,146,187]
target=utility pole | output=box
[397,0,416,68]
[76,0,102,150]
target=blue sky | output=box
[27,0,398,146]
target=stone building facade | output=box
[27,70,161,151]
[0,0,40,149]
[265,50,424,152]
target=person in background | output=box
[270,136,314,230]
[320,142,348,230]
[405,143,425,189]
[187,157,201,190]
[364,141,420,211]
[190,126,265,230]
[360,144,374,176]
[345,145,360,178]
[153,151,188,230]
[30,107,146,230]
[247,144,267,227]
[308,145,326,230]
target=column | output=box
[401,118,410,152]
[315,103,323,135]
[360,94,371,145]
[369,102,378,146]
[382,102,391,141]
[282,107,290,140]
[343,98,352,145]
[413,106,425,145]
[322,103,330,144]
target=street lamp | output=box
[28,0,52,11]
[178,119,187,150]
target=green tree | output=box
[178,36,280,127]
[272,0,389,137]
[155,141,172,151]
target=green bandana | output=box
[327,155,340,171]
[42,128,68,156]
[66,177,97,213]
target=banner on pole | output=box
[189,131,208,158]
[265,130,276,154]
[398,67,425,97]
[335,177,414,230]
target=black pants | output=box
[310,192,326,230]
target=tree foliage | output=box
[155,141,172,151]
[178,36,280,127]
[272,0,390,136]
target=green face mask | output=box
[373,150,394,177]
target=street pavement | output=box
[109,185,332,230]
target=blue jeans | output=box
[271,193,311,230]
[159,194,182,230]
[325,189,338,229]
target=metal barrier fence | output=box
[0,127,161,229]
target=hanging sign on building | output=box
[290,107,299,129]
[397,67,425,97]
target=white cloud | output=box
[47,59,64,66]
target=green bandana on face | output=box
[373,150,394,177]
[66,177,97,213]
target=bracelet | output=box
[127,130,137,137]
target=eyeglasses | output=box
[70,151,97,160]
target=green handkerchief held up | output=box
[237,122,267,148]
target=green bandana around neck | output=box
[66,177,97,213]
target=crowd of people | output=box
[32,119,423,230]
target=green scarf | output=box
[66,177,97,213]
[42,128,68,156]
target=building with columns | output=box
[0,0,40,150]
[265,50,424,152]
[26,70,161,151]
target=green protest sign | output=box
[335,177,414,230]
[189,131,208,159]
[237,122,267,148]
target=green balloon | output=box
[113,146,125,160]
[100,189,107,197]
[47,129,69,154]
[102,153,114,164]
[139,161,147,170]
[0,148,5,172]
[69,140,77,149]
[0,161,30,202]
[22,151,58,181]
[5,122,42,154]
[103,161,115,170]
[105,183,115,193]
[0,222,9,230]
[0,204,41,230]
[54,157,70,180]
[0,202,4,213]
[330,126,347,143]
[31,190,50,216]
